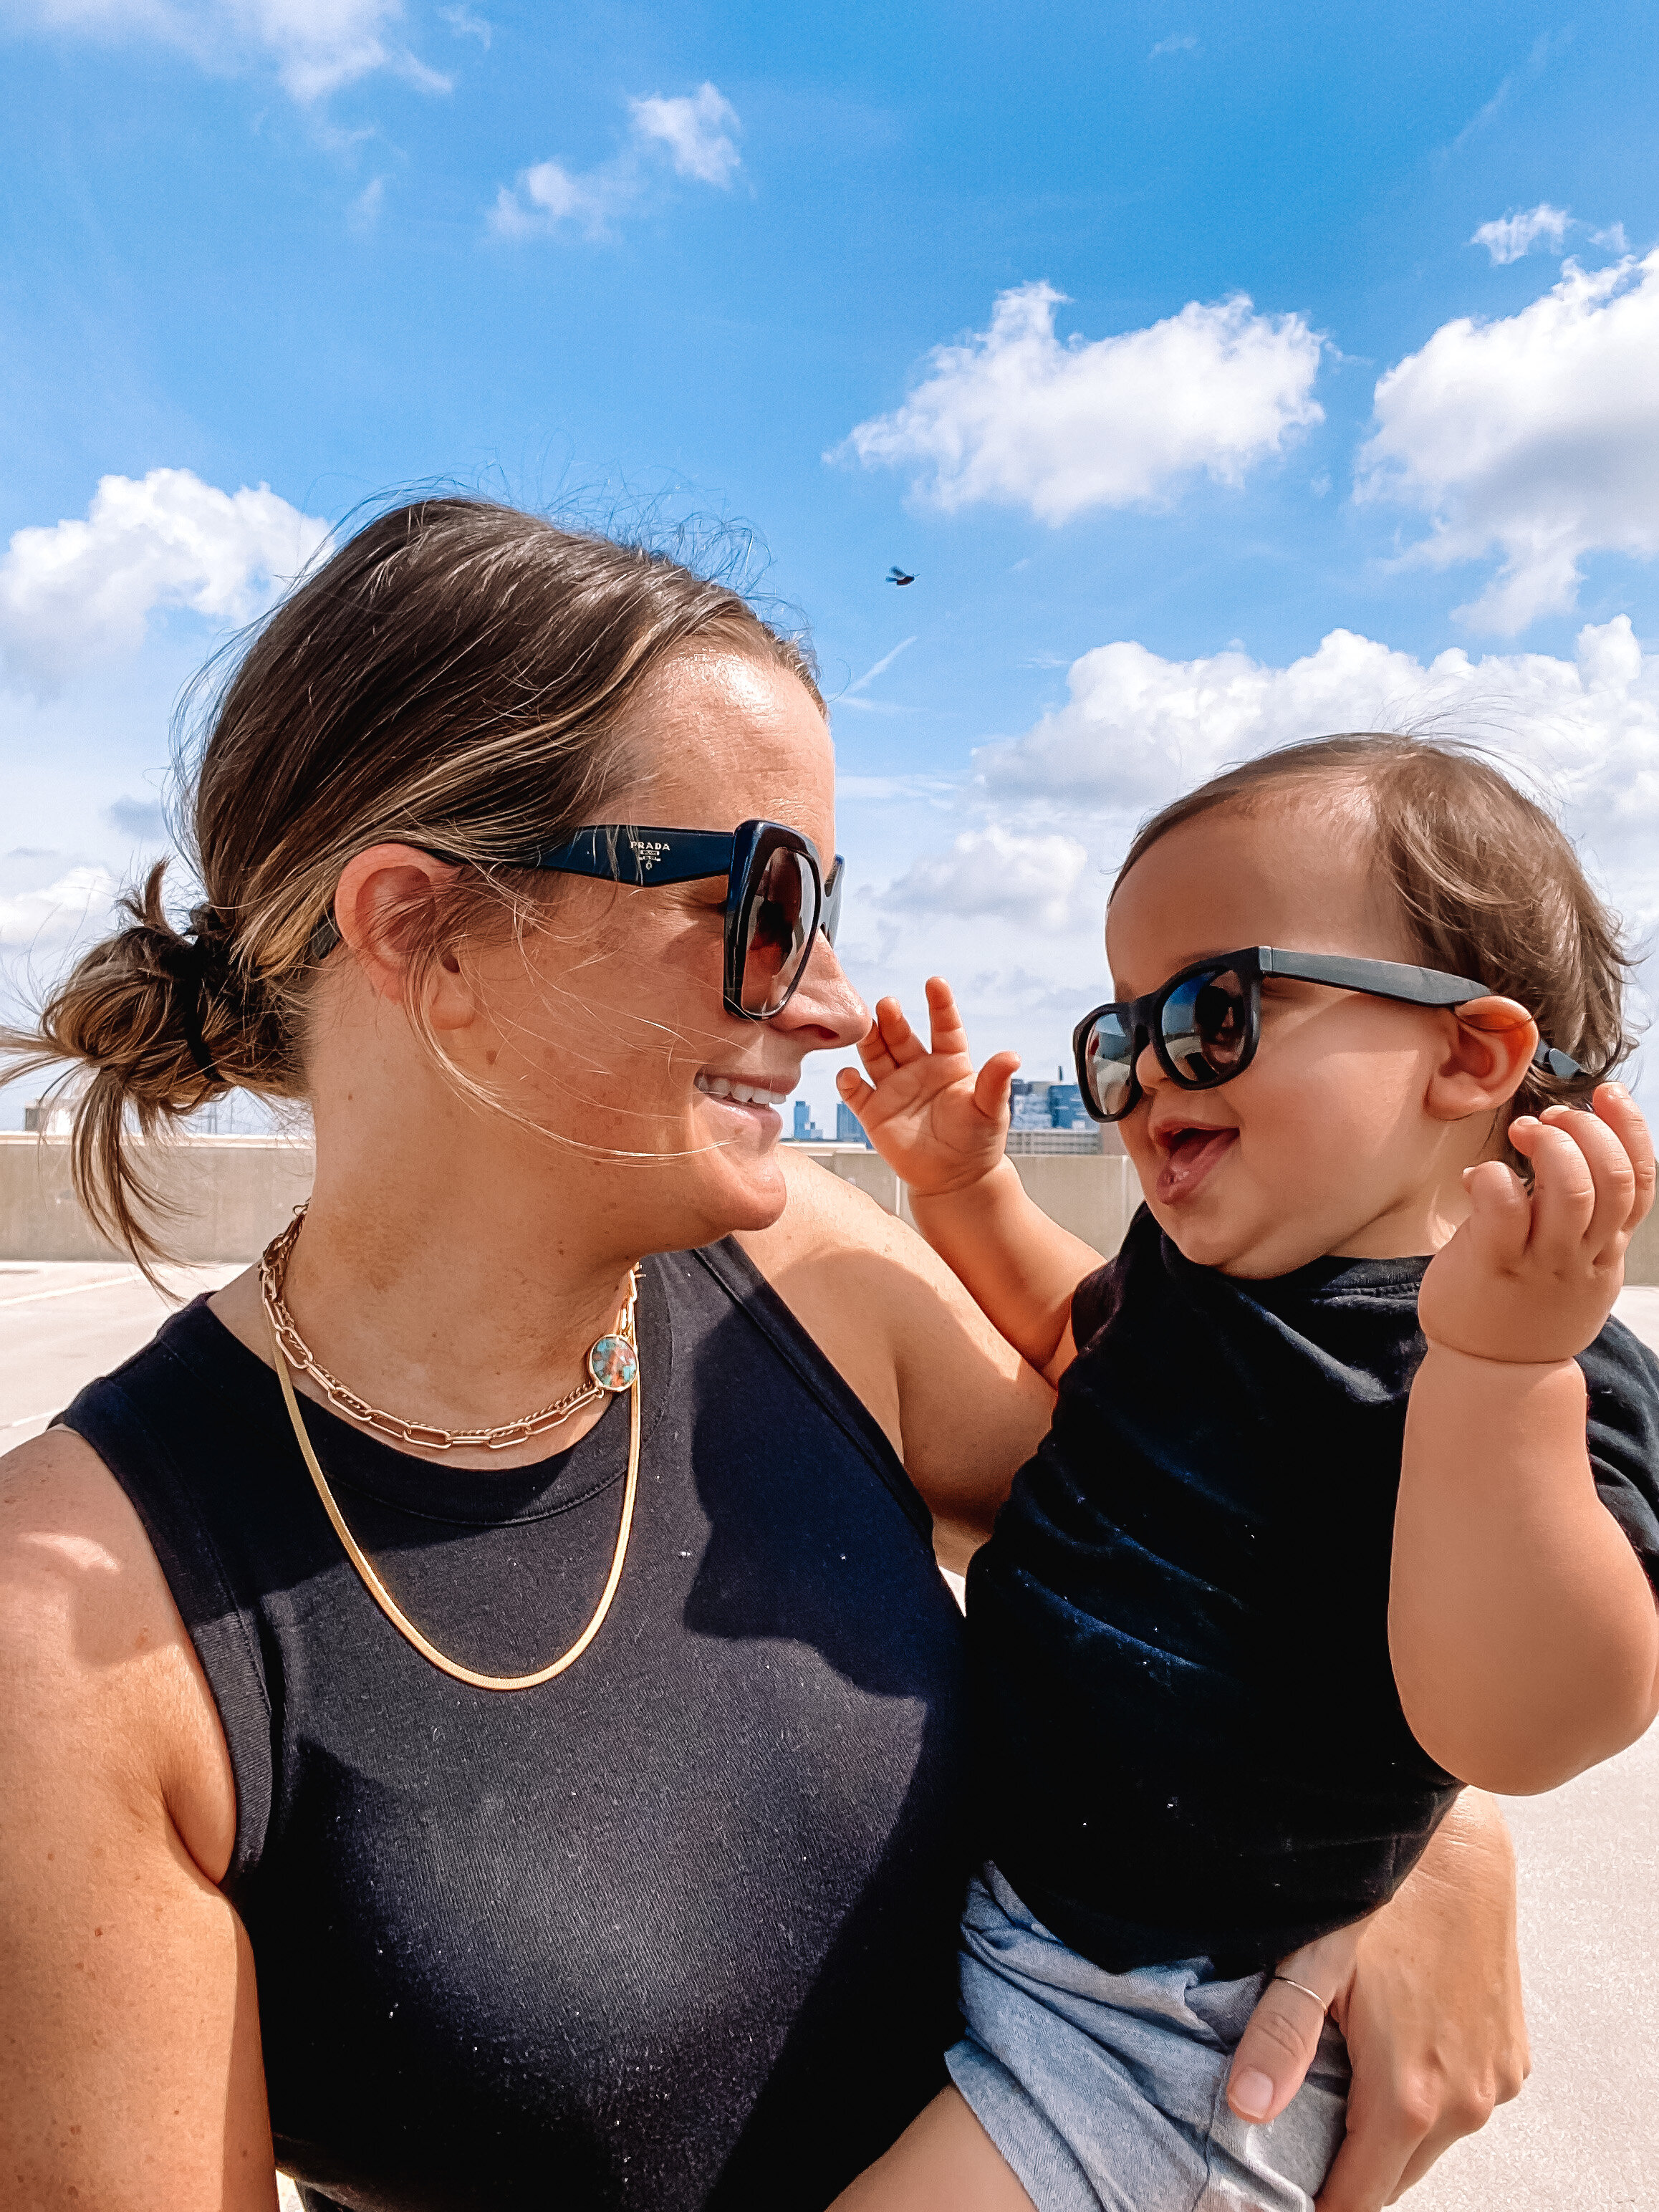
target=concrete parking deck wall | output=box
[5,1130,1658,1281]
[0,1133,317,1263]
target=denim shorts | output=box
[946,1867,1351,2212]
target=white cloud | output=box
[0,866,119,952]
[6,0,444,101]
[627,83,741,186]
[975,620,1659,850]
[883,824,1090,932]
[491,159,629,239]
[438,2,487,46]
[835,282,1324,523]
[492,81,743,240]
[349,173,386,234]
[0,468,331,690]
[1148,32,1197,57]
[1471,203,1572,265]
[1356,251,1659,633]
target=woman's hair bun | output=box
[0,860,287,1271]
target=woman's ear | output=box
[1424,996,1539,1124]
[331,845,476,1031]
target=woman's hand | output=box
[1226,1793,1528,2209]
[838,978,1020,1199]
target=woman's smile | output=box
[693,1066,794,1127]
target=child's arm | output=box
[837,978,1105,1379]
[1392,1085,1659,1794]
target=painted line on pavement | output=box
[0,1273,140,1308]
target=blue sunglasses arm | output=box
[1256,946,1486,1004]
[1256,948,1582,1077]
[516,826,738,888]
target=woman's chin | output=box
[681,1100,788,1225]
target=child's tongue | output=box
[1155,1125,1237,1206]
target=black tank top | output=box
[61,1239,971,2211]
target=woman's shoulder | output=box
[0,1423,237,1887]
[735,1149,988,1362]
[736,1151,1056,1564]
[743,1144,914,1257]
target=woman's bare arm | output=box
[1224,1790,1527,2212]
[837,1794,1526,2212]
[0,1428,277,2211]
[738,1152,1057,1568]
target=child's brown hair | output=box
[1112,733,1635,1135]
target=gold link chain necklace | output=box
[261,1208,643,1692]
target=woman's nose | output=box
[775,933,870,1050]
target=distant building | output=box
[1004,1067,1105,1153]
[835,1100,872,1148]
[1011,1077,1091,1131]
[1005,1127,1103,1155]
[789,1100,824,1143]
[1008,1078,1053,1130]
[1048,1082,1089,1129]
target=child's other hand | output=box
[1418,1085,1655,1364]
[837,978,1019,1198]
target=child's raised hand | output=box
[1418,1085,1656,1364]
[837,977,1019,1198]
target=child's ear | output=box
[1424,996,1539,1124]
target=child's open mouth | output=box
[1153,1122,1238,1206]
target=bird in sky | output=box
[885,565,915,586]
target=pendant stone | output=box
[588,1332,639,1393]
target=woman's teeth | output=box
[696,1074,789,1107]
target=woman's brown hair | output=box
[2,497,824,1270]
[1112,732,1635,1148]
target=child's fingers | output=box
[1538,1101,1637,1259]
[856,996,915,1080]
[1461,1158,1531,1272]
[855,1020,898,1083]
[1591,1083,1656,1231]
[875,999,928,1066]
[923,976,973,1063]
[836,1067,876,1121]
[972,1049,1020,1126]
[1510,1117,1597,1267]
[873,994,929,1070]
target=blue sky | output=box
[3,0,1658,1130]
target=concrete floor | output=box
[6,1265,1657,2208]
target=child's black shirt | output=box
[966,1206,1659,1976]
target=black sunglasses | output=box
[312,819,843,1024]
[1072,946,1583,1124]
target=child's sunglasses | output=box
[1072,946,1583,1124]
[313,820,844,1024]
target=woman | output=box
[0,501,1526,2211]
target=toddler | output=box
[835,736,1659,2211]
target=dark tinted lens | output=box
[1083,1010,1138,1119]
[740,847,815,1015]
[1160,966,1250,1087]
